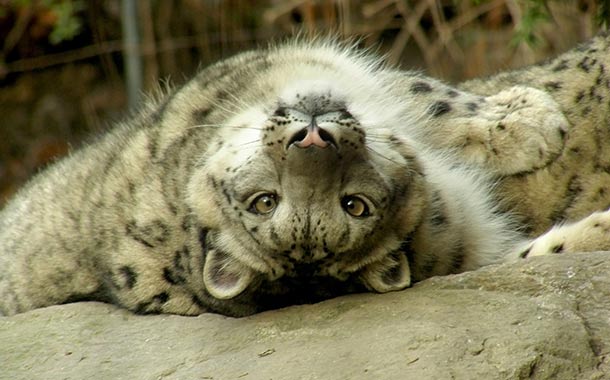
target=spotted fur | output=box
[461,32,610,258]
[0,35,607,317]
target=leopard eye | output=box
[249,193,278,215]
[341,196,370,217]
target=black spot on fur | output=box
[589,85,602,103]
[420,255,439,276]
[429,101,452,117]
[134,302,152,314]
[63,287,112,305]
[577,56,596,73]
[221,186,232,204]
[273,107,287,117]
[163,267,186,285]
[466,102,479,112]
[552,59,569,72]
[544,81,562,91]
[399,235,415,264]
[215,90,230,103]
[575,90,585,103]
[147,133,160,159]
[410,81,433,93]
[127,182,136,196]
[190,294,204,307]
[519,247,532,259]
[568,176,583,196]
[269,226,283,246]
[429,191,449,226]
[199,228,209,256]
[102,152,121,177]
[181,215,193,232]
[192,107,211,122]
[125,220,170,248]
[153,292,169,304]
[596,64,606,85]
[136,300,161,314]
[174,246,191,271]
[551,244,565,254]
[339,108,354,119]
[449,243,465,273]
[446,89,459,98]
[570,147,581,155]
[117,266,138,289]
[134,292,171,314]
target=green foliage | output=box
[8,0,85,45]
[44,0,85,45]
[511,0,550,47]
[597,0,610,28]
[471,0,608,47]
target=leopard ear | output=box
[203,249,254,299]
[360,251,411,293]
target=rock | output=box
[1,253,609,380]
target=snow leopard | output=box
[1,34,608,317]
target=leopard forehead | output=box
[277,79,348,111]
[204,43,415,134]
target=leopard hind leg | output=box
[511,209,610,259]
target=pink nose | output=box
[296,126,329,148]
[289,124,336,149]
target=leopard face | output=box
[187,73,428,303]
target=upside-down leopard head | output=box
[185,42,428,304]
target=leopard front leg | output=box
[512,209,610,259]
[393,75,569,175]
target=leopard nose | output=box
[287,124,337,149]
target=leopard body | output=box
[1,35,609,317]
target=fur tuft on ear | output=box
[203,248,255,299]
[360,251,411,293]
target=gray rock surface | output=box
[2,253,610,380]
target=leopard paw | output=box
[516,210,610,258]
[458,86,568,175]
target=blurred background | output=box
[0,0,604,205]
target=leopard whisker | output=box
[233,139,262,149]
[186,124,261,131]
[225,91,257,112]
[365,146,402,165]
[204,98,243,118]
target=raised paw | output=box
[515,210,610,258]
[456,86,568,175]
